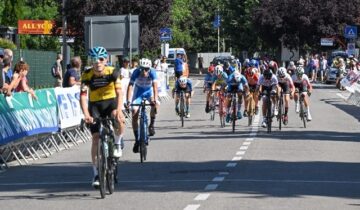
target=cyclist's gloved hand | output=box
[125,101,131,109]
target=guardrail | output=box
[0,73,174,171]
[341,70,360,107]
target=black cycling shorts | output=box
[294,82,308,93]
[175,71,183,79]
[89,98,118,134]
[279,82,290,94]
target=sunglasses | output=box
[91,57,106,63]
[142,67,150,72]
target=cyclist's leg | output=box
[237,90,243,119]
[260,87,268,127]
[131,97,142,153]
[225,87,232,122]
[148,96,160,136]
[174,90,180,114]
[185,85,192,115]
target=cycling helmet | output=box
[277,67,287,78]
[234,72,242,82]
[139,58,152,69]
[296,66,304,77]
[215,65,223,76]
[268,60,278,71]
[88,46,108,58]
[250,67,258,76]
[208,65,215,73]
[179,76,187,85]
[263,69,273,80]
[250,59,257,67]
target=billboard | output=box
[18,20,54,35]
[84,15,139,55]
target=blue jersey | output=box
[211,71,228,84]
[227,72,248,91]
[174,58,183,72]
[175,78,192,92]
[130,67,158,100]
[204,73,213,88]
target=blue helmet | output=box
[250,59,257,67]
[228,66,236,74]
[88,46,108,58]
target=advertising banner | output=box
[54,86,83,129]
[0,89,58,145]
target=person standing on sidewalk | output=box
[53,54,63,87]
[198,54,204,75]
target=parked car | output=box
[211,56,233,66]
[324,51,348,84]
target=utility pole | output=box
[62,0,67,74]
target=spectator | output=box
[120,56,130,79]
[63,56,81,87]
[1,57,14,95]
[319,54,327,83]
[130,58,139,76]
[198,54,204,74]
[153,55,162,71]
[0,48,4,64]
[3,49,13,83]
[13,61,37,99]
[53,54,63,87]
[160,56,168,73]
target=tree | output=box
[1,0,25,26]
[252,0,360,52]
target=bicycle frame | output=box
[299,94,307,128]
[247,89,256,126]
[215,89,226,128]
[229,92,237,133]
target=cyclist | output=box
[276,67,295,124]
[268,60,278,74]
[80,46,125,187]
[204,65,215,113]
[292,66,312,121]
[173,76,193,117]
[211,65,228,93]
[226,71,249,122]
[126,58,159,153]
[258,69,279,128]
[287,61,296,76]
[244,67,260,115]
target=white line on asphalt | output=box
[236,151,246,155]
[3,178,359,187]
[232,156,242,161]
[249,132,257,137]
[204,184,218,190]
[226,162,237,167]
[218,172,229,175]
[194,193,210,201]
[336,93,348,100]
[239,146,248,150]
[212,177,225,182]
[245,137,254,141]
[184,204,201,210]
[243,141,251,146]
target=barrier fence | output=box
[341,70,360,107]
[0,73,173,171]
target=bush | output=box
[0,38,16,50]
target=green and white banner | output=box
[0,89,58,145]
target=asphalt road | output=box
[1,76,360,210]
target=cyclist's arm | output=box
[151,69,158,101]
[80,82,91,121]
[114,78,123,111]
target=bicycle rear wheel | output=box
[210,95,216,121]
[278,96,283,131]
[300,100,307,128]
[267,97,272,133]
[232,96,236,133]
[180,95,185,127]
[97,141,107,198]
[139,117,147,163]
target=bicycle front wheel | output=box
[232,98,236,133]
[180,95,185,127]
[278,96,283,131]
[106,158,116,194]
[267,97,272,133]
[97,141,107,198]
[139,117,147,163]
[300,100,307,128]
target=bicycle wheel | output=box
[232,95,236,133]
[139,116,147,163]
[97,141,107,198]
[300,99,307,128]
[219,95,225,128]
[247,94,254,126]
[278,95,283,131]
[267,97,272,133]
[180,94,185,127]
[106,158,115,194]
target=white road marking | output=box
[218,172,229,175]
[194,193,210,201]
[226,162,237,167]
[204,184,218,190]
[184,204,201,210]
[212,177,225,182]
[239,146,248,150]
[245,137,254,141]
[236,151,246,155]
[232,156,242,161]
[243,141,251,146]
[336,93,348,100]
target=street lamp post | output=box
[62,0,67,74]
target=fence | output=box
[13,49,57,89]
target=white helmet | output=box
[234,71,242,82]
[139,58,152,69]
[296,66,304,77]
[215,65,223,76]
[277,67,287,78]
[179,76,187,85]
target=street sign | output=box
[213,15,221,28]
[347,42,356,55]
[320,38,334,46]
[160,27,172,42]
[344,25,358,39]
